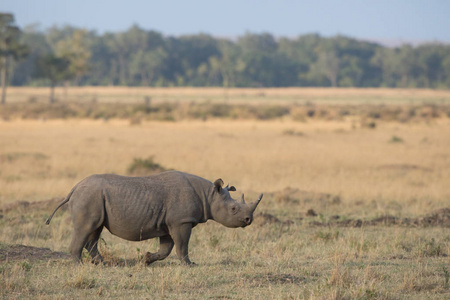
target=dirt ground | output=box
[0,244,70,262]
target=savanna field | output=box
[1,87,450,299]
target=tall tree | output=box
[10,24,52,86]
[0,13,28,104]
[315,50,340,87]
[125,26,167,86]
[442,54,450,87]
[396,45,418,87]
[169,34,221,85]
[216,39,240,87]
[35,54,71,103]
[55,29,92,85]
[236,33,300,87]
[129,48,167,86]
[417,44,447,88]
[4,24,450,89]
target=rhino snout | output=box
[239,216,252,227]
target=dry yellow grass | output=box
[1,118,449,217]
[1,88,450,299]
[5,86,450,104]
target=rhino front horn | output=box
[241,194,245,204]
[248,193,263,213]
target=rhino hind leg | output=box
[69,229,91,263]
[84,227,104,264]
[69,221,104,264]
[145,235,174,265]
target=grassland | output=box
[1,87,450,299]
[5,86,450,104]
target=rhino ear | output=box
[214,178,224,192]
[228,186,236,192]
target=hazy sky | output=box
[2,0,450,44]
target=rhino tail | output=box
[45,186,76,225]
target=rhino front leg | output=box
[170,223,194,265]
[145,235,174,265]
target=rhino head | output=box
[210,178,263,228]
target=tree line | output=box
[2,12,450,100]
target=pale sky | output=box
[2,0,450,44]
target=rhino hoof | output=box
[144,252,158,265]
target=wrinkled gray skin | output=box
[46,171,263,265]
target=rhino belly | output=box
[105,220,169,241]
[103,194,168,241]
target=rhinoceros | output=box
[45,171,263,265]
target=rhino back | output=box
[83,172,211,241]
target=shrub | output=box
[254,105,290,120]
[389,135,404,143]
[283,129,304,136]
[127,156,166,176]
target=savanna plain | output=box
[1,87,450,299]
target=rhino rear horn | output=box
[240,193,245,204]
[248,193,263,213]
[214,178,224,192]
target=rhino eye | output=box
[231,206,238,214]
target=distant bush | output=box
[361,119,377,129]
[1,101,450,122]
[0,152,49,162]
[127,156,166,176]
[389,135,404,143]
[129,117,142,125]
[283,129,305,136]
[187,103,231,120]
[253,105,290,120]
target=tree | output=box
[125,26,166,86]
[235,33,300,87]
[104,32,129,85]
[371,47,392,87]
[278,35,316,86]
[396,45,419,87]
[129,48,167,86]
[55,29,92,85]
[416,44,448,88]
[442,54,450,87]
[238,32,278,54]
[4,24,450,89]
[10,24,52,86]
[35,54,71,103]
[216,39,240,87]
[167,34,221,85]
[315,50,340,87]
[0,13,28,104]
